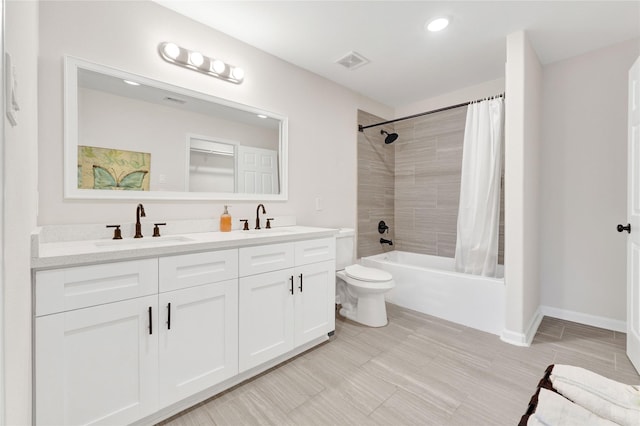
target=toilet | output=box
[335,228,395,327]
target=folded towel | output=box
[550,365,640,411]
[552,377,640,426]
[526,413,545,426]
[532,388,617,426]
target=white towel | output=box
[532,388,617,426]
[551,378,640,426]
[550,365,640,411]
[526,413,545,426]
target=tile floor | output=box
[160,304,639,425]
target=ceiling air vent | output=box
[335,51,370,70]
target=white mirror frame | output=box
[63,56,288,201]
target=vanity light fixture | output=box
[158,42,244,84]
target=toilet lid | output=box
[344,264,392,282]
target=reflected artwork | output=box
[78,145,150,190]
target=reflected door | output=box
[236,146,279,194]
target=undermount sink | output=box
[242,228,295,235]
[94,235,194,247]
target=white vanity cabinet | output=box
[157,250,238,407]
[35,259,160,426]
[33,228,337,426]
[238,238,335,372]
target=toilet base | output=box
[339,293,388,327]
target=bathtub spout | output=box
[380,238,393,245]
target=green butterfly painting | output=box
[92,165,148,190]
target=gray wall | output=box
[358,107,504,263]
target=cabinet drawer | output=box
[35,258,158,317]
[295,237,335,266]
[159,249,238,292]
[239,242,294,277]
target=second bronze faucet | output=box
[134,203,146,238]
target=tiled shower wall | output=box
[357,107,504,264]
[357,111,395,258]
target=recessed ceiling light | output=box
[123,80,140,86]
[257,114,268,119]
[426,17,449,32]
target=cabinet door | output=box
[294,260,336,346]
[158,280,238,407]
[239,269,294,372]
[35,295,158,426]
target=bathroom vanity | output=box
[31,224,337,425]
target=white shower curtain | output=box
[454,98,504,277]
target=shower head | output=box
[381,129,399,144]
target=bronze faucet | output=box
[255,203,266,230]
[134,203,146,238]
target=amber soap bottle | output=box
[220,205,232,232]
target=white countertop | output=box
[32,226,338,269]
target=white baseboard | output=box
[540,305,626,333]
[501,307,543,347]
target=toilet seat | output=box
[337,266,395,291]
[344,264,392,282]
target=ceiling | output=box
[154,1,640,108]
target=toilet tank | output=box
[336,228,355,270]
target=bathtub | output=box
[360,251,505,335]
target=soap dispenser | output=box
[220,205,232,232]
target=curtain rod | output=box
[358,93,505,132]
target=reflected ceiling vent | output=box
[335,51,370,70]
[163,96,186,105]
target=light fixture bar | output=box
[158,42,244,84]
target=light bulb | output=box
[189,51,204,67]
[211,59,226,74]
[231,67,245,81]
[162,42,180,59]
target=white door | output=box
[35,296,158,425]
[238,269,294,372]
[236,146,279,194]
[627,56,640,373]
[294,261,335,346]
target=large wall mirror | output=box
[64,56,288,200]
